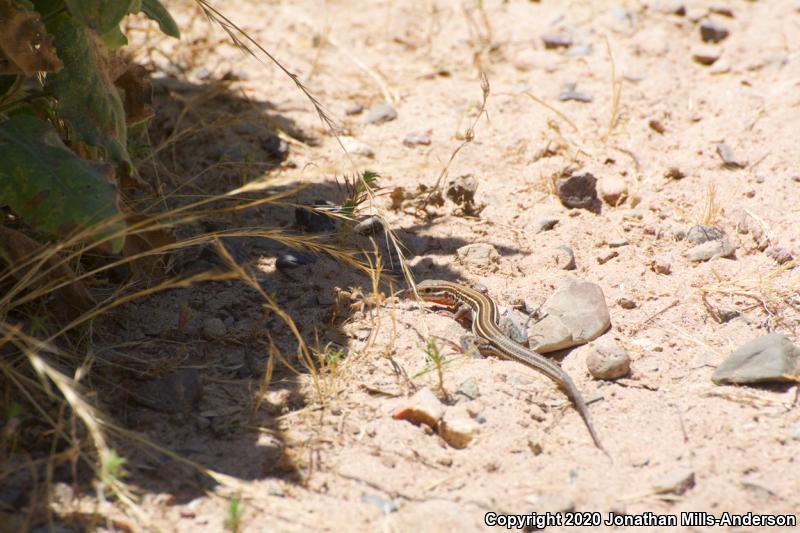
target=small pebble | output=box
[341,136,374,158]
[699,17,730,43]
[653,467,695,495]
[716,143,746,169]
[553,245,576,270]
[362,494,397,514]
[455,378,480,402]
[664,167,685,180]
[345,102,363,115]
[392,387,444,428]
[709,5,734,18]
[439,407,480,449]
[599,176,628,206]
[687,237,736,262]
[403,132,432,147]
[203,317,226,339]
[765,246,793,265]
[717,308,740,323]
[692,45,720,65]
[617,297,637,309]
[499,308,530,344]
[648,119,665,134]
[276,251,316,271]
[558,83,592,103]
[687,225,724,244]
[446,174,480,207]
[586,339,631,380]
[527,431,544,455]
[608,238,629,248]
[364,102,398,125]
[651,255,673,276]
[535,217,559,233]
[671,227,686,240]
[457,243,499,269]
[541,32,572,49]
[597,250,619,265]
[354,216,384,236]
[557,169,598,209]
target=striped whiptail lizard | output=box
[410,279,606,453]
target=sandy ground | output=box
[32,0,800,531]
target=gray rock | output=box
[362,494,397,514]
[354,216,385,236]
[687,225,724,244]
[687,236,736,261]
[528,279,611,353]
[457,243,499,269]
[712,333,800,385]
[716,143,746,169]
[586,339,631,380]
[499,307,530,344]
[700,17,730,43]
[766,246,793,265]
[535,217,559,233]
[202,317,227,339]
[558,83,592,103]
[557,170,598,209]
[653,467,695,495]
[340,136,374,158]
[553,245,577,270]
[133,369,203,414]
[364,102,397,125]
[455,377,480,402]
[403,132,432,147]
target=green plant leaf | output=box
[46,18,132,177]
[100,25,128,49]
[63,0,134,34]
[140,0,179,38]
[0,115,126,252]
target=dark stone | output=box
[556,170,598,209]
[700,18,730,43]
[276,251,317,271]
[295,199,337,233]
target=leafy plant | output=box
[341,169,379,216]
[0,0,180,251]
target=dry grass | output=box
[0,3,398,529]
